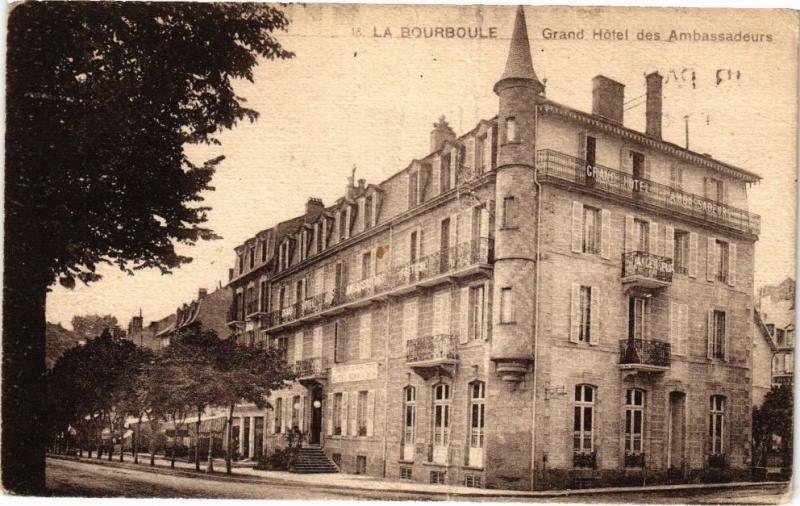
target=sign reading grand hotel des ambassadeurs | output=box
[583,158,734,221]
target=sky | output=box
[45,5,798,330]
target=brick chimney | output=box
[430,116,456,153]
[198,288,208,300]
[645,72,663,139]
[592,75,625,124]
[305,197,324,215]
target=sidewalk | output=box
[48,453,790,499]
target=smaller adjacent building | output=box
[756,278,795,392]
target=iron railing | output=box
[294,357,328,377]
[622,251,673,283]
[535,149,760,236]
[406,334,459,364]
[619,339,671,368]
[266,238,493,329]
[624,453,645,468]
[573,451,597,469]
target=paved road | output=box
[46,458,790,503]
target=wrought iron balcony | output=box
[535,149,760,237]
[619,339,671,372]
[294,357,329,386]
[622,251,673,289]
[406,334,459,378]
[265,238,493,331]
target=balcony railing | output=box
[226,305,244,324]
[535,149,760,236]
[266,238,493,330]
[406,334,459,364]
[622,251,673,287]
[294,357,328,378]
[619,339,671,369]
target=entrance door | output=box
[668,391,686,474]
[310,387,323,445]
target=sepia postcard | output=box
[2,2,798,502]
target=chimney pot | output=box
[430,116,456,153]
[198,288,208,300]
[592,75,625,124]
[305,197,324,215]
[645,72,663,139]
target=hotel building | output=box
[227,7,761,489]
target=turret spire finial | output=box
[495,6,544,95]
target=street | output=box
[46,458,791,503]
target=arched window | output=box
[624,389,645,456]
[432,383,451,447]
[469,382,485,450]
[574,384,595,455]
[710,395,725,455]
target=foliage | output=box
[255,447,294,471]
[45,322,82,369]
[70,315,119,341]
[752,384,793,468]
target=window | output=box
[624,389,645,457]
[403,386,416,445]
[259,280,268,313]
[278,286,286,309]
[274,336,288,362]
[274,398,283,434]
[400,467,413,480]
[333,393,343,436]
[410,231,419,263]
[500,287,513,323]
[295,279,305,304]
[776,329,786,346]
[716,240,729,283]
[585,135,597,168]
[441,154,451,192]
[476,134,486,172]
[356,455,367,475]
[469,285,486,340]
[469,382,485,451]
[635,219,649,252]
[628,297,646,341]
[408,172,419,208]
[291,395,300,431]
[670,165,683,190]
[248,247,255,269]
[432,383,451,447]
[361,252,372,280]
[357,391,368,436]
[582,206,600,254]
[711,310,726,359]
[464,475,482,488]
[238,253,244,274]
[364,196,373,229]
[573,385,595,455]
[261,241,268,262]
[502,196,518,229]
[709,396,725,455]
[674,230,689,274]
[505,117,517,143]
[579,286,592,342]
[631,151,645,180]
[705,177,724,203]
[430,470,446,485]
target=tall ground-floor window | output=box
[710,395,725,455]
[291,395,300,431]
[625,389,645,466]
[333,393,343,436]
[357,391,368,436]
[469,381,485,449]
[574,385,595,456]
[274,398,283,434]
[432,384,451,446]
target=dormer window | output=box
[408,171,419,208]
[339,209,347,241]
[238,253,244,274]
[260,240,268,263]
[476,134,487,173]
[705,177,724,204]
[440,154,451,192]
[365,195,373,230]
[249,246,255,270]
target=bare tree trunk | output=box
[206,432,215,473]
[134,415,142,464]
[226,404,235,475]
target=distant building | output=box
[754,278,795,399]
[152,286,232,348]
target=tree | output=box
[5,3,293,492]
[70,315,119,341]
[753,384,793,470]
[212,337,295,475]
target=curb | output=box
[47,454,790,499]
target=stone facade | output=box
[226,6,760,490]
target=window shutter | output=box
[480,206,490,239]
[450,214,459,251]
[625,215,635,253]
[620,147,631,173]
[600,209,611,259]
[570,283,581,343]
[645,157,652,181]
[571,201,583,253]
[579,131,587,160]
[313,326,323,358]
[707,310,714,359]
[294,331,303,362]
[728,243,737,286]
[301,395,307,433]
[360,312,371,359]
[349,392,358,437]
[723,312,729,362]
[589,286,600,345]
[315,269,324,296]
[282,398,289,434]
[326,394,334,436]
[665,226,675,260]
[707,236,716,282]
[649,221,659,255]
[669,302,677,350]
[342,392,349,436]
[689,232,698,278]
[460,286,470,344]
[366,391,376,437]
[679,304,689,357]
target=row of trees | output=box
[47,325,294,475]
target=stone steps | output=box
[289,447,338,474]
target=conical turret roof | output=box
[495,6,543,93]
